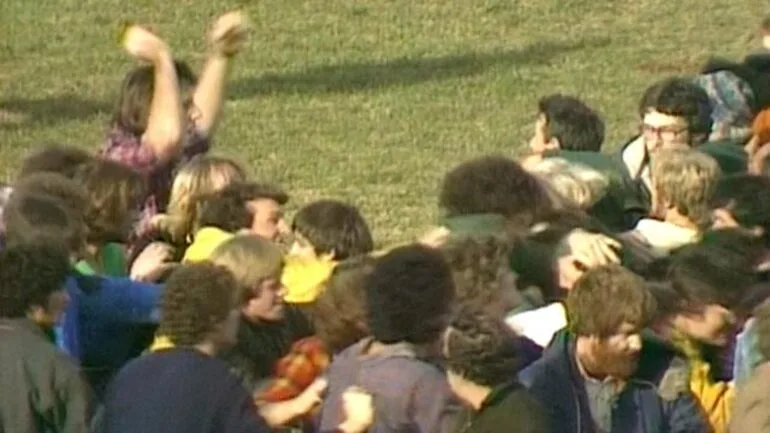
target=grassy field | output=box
[0,0,762,245]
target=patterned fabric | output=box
[258,336,331,402]
[100,127,209,238]
[693,70,755,142]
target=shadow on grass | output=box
[0,95,110,129]
[230,37,611,97]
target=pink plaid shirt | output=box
[100,127,209,237]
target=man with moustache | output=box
[519,265,708,433]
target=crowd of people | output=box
[5,9,770,433]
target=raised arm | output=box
[193,11,249,137]
[122,25,184,163]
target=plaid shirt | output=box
[100,127,209,237]
[258,336,330,402]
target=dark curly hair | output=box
[196,182,288,233]
[444,306,523,387]
[538,94,605,152]
[292,200,374,260]
[0,244,71,318]
[74,160,145,244]
[711,175,770,247]
[439,155,554,231]
[638,77,713,140]
[19,144,94,180]
[157,262,238,347]
[313,256,375,353]
[441,235,514,312]
[366,244,455,344]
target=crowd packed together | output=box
[6,9,770,433]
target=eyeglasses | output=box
[641,124,688,141]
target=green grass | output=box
[0,0,762,245]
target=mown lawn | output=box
[0,0,762,245]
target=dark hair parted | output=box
[638,77,713,138]
[538,94,605,152]
[313,256,375,353]
[196,182,288,233]
[157,262,238,347]
[439,155,554,230]
[567,264,656,337]
[366,244,455,344]
[441,235,513,311]
[444,306,523,387]
[74,160,145,244]
[711,174,770,247]
[292,200,374,260]
[0,244,71,318]
[3,192,86,255]
[112,61,197,136]
[19,144,94,180]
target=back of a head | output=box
[439,155,554,231]
[366,244,455,344]
[13,172,88,216]
[3,191,85,256]
[314,256,376,353]
[292,199,374,260]
[538,94,605,152]
[567,264,655,337]
[711,174,770,245]
[529,158,610,210]
[444,306,522,387]
[0,244,71,319]
[668,238,757,312]
[19,145,94,180]
[639,77,713,140]
[441,234,514,312]
[74,160,145,244]
[650,148,721,227]
[157,262,237,347]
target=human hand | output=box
[339,386,374,433]
[130,242,176,282]
[292,378,328,415]
[209,11,249,57]
[556,229,620,290]
[121,25,171,63]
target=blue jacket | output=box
[519,333,709,433]
[56,273,162,399]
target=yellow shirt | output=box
[182,227,234,263]
[281,257,337,304]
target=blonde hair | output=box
[153,156,246,243]
[651,149,721,227]
[208,235,284,301]
[529,158,610,209]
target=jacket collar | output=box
[0,318,51,341]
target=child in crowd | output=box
[283,199,374,305]
[103,12,248,238]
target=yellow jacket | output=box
[281,257,337,304]
[182,227,234,263]
[674,336,734,433]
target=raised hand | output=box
[209,11,249,57]
[121,25,171,63]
